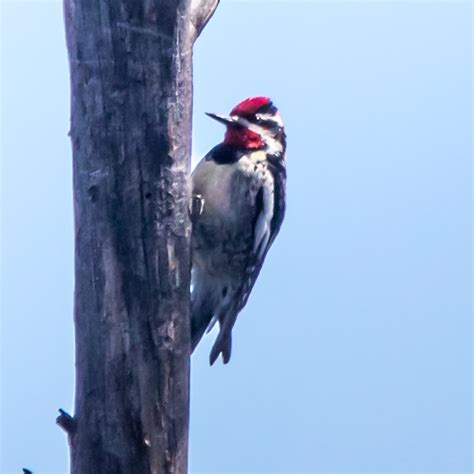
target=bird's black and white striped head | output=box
[206,97,286,155]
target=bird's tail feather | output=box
[209,330,232,365]
[209,308,239,365]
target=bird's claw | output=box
[190,194,205,221]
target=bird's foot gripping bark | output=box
[190,194,205,223]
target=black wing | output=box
[238,158,287,311]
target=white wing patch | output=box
[253,167,275,260]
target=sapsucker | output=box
[191,97,287,365]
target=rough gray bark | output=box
[61,1,219,473]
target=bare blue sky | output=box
[1,1,472,473]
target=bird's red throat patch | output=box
[224,127,263,149]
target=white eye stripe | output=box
[255,113,284,127]
[233,113,284,128]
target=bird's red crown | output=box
[230,96,272,116]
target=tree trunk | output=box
[61,1,219,472]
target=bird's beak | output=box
[205,112,242,127]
